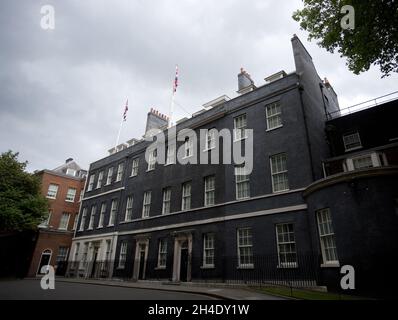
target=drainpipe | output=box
[298,85,316,181]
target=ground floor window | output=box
[276,223,297,268]
[118,242,128,269]
[316,208,339,264]
[56,246,69,264]
[157,239,168,268]
[203,233,215,268]
[237,228,254,268]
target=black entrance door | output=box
[138,250,146,280]
[37,250,52,275]
[180,248,188,282]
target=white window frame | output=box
[142,191,152,218]
[78,208,87,231]
[131,158,139,177]
[58,212,71,230]
[266,101,283,131]
[204,176,215,207]
[118,242,128,269]
[316,208,339,265]
[162,187,172,215]
[343,132,362,152]
[270,153,289,193]
[125,196,134,221]
[181,182,191,211]
[98,203,106,228]
[108,199,118,226]
[204,130,216,151]
[80,243,89,270]
[237,228,254,268]
[46,184,59,199]
[88,205,96,230]
[73,243,80,262]
[66,168,76,176]
[39,211,52,228]
[203,233,215,268]
[157,239,168,269]
[184,138,193,158]
[87,174,95,191]
[56,247,69,264]
[235,165,250,200]
[106,167,114,185]
[165,145,176,165]
[147,150,156,171]
[233,114,247,141]
[65,187,77,202]
[116,163,124,182]
[96,171,104,189]
[275,223,297,268]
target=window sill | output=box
[237,265,254,270]
[107,224,114,227]
[200,265,215,270]
[272,188,290,194]
[236,196,250,201]
[203,147,215,152]
[164,163,175,167]
[146,169,155,172]
[46,196,56,200]
[266,125,283,132]
[233,137,247,143]
[120,220,133,224]
[155,266,166,270]
[344,146,362,152]
[65,200,75,203]
[277,263,298,269]
[321,262,340,268]
[129,174,138,178]
[97,226,103,229]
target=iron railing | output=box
[327,90,398,120]
[62,254,321,288]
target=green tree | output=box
[0,151,49,232]
[293,0,398,77]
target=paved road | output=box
[0,279,215,300]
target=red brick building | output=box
[27,158,86,277]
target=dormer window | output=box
[343,132,362,151]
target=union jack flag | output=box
[173,65,179,93]
[123,99,128,121]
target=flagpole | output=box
[114,99,128,150]
[168,65,178,128]
[114,117,124,149]
[169,90,175,128]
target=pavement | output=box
[53,277,286,300]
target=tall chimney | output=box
[237,68,256,94]
[145,108,169,136]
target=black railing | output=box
[63,254,321,288]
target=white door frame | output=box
[132,237,149,280]
[172,232,193,282]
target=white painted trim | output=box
[82,187,125,201]
[73,232,118,241]
[119,204,307,236]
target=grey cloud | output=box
[1,0,397,172]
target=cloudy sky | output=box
[1,0,397,172]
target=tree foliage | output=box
[0,151,48,232]
[293,0,398,77]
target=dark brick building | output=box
[66,36,398,297]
